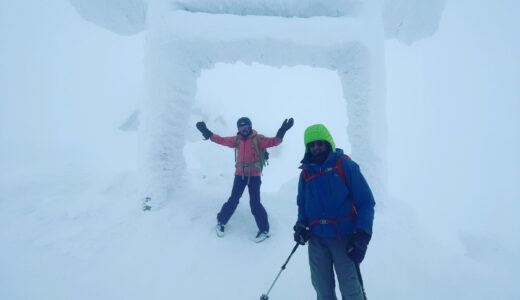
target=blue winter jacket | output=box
[297,148,375,238]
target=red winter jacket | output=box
[210,130,282,177]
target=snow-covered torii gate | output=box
[70,0,444,204]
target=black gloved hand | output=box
[276,118,294,139]
[293,221,311,245]
[196,121,213,140]
[346,230,372,264]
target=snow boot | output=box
[216,223,225,237]
[255,231,270,243]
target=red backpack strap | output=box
[302,167,336,182]
[302,154,351,182]
[335,154,351,184]
[335,154,358,218]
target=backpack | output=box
[235,135,269,171]
[301,154,358,230]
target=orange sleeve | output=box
[210,134,238,148]
[257,135,282,149]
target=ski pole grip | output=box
[281,243,300,270]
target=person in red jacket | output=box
[196,117,293,242]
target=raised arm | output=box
[256,117,294,149]
[196,121,213,140]
[210,134,239,148]
[276,118,294,140]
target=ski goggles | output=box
[307,140,327,148]
[238,125,251,131]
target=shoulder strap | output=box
[335,154,351,186]
[302,166,336,182]
[252,135,259,151]
[252,135,267,170]
[335,154,357,216]
[252,135,261,157]
[302,154,351,183]
[234,136,240,162]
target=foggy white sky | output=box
[0,1,519,299]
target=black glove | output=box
[276,118,294,139]
[293,221,311,245]
[346,230,372,264]
[196,121,213,140]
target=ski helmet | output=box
[236,117,252,128]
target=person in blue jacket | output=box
[293,124,375,300]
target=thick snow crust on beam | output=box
[69,0,445,45]
[171,0,362,17]
[158,11,367,46]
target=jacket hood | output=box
[300,148,344,168]
[303,124,336,153]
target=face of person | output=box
[238,124,251,136]
[308,140,328,157]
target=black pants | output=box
[217,176,269,232]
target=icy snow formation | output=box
[171,0,363,17]
[69,0,445,43]
[383,0,446,44]
[69,0,445,204]
[69,0,147,35]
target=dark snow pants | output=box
[217,175,269,232]
[308,235,364,300]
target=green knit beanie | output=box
[304,124,336,153]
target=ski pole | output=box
[355,263,367,300]
[260,242,300,300]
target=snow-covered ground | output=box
[1,0,519,299]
